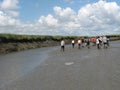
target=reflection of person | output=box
[71,40,75,48]
[61,39,65,51]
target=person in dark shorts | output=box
[96,36,100,49]
[71,40,75,48]
[81,38,85,47]
[61,39,65,51]
[77,39,82,49]
[106,35,110,47]
[103,36,108,48]
[86,38,90,49]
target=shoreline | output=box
[0,40,60,54]
[0,37,119,55]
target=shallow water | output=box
[0,47,57,87]
[0,41,120,89]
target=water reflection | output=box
[0,47,56,87]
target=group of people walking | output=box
[96,36,110,49]
[60,36,110,51]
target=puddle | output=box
[65,62,74,65]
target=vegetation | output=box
[0,34,89,43]
[0,34,81,54]
[0,33,120,54]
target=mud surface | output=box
[0,41,120,90]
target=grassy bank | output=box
[0,34,86,54]
[0,34,120,54]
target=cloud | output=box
[6,10,19,17]
[76,0,120,35]
[0,0,19,10]
[0,11,19,26]
[0,0,19,28]
[46,1,120,35]
[38,14,58,26]
[0,0,19,17]
[0,0,120,36]
[54,6,76,22]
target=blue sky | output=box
[19,0,100,21]
[0,0,120,36]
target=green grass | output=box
[0,33,119,54]
[0,34,88,43]
[0,33,120,43]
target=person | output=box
[71,40,75,48]
[81,38,85,47]
[106,35,110,47]
[84,39,87,47]
[77,39,82,49]
[61,39,65,51]
[103,36,108,48]
[96,36,100,49]
[86,38,90,49]
[92,37,96,46]
[99,36,103,46]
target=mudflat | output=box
[0,41,120,90]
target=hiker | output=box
[99,36,103,46]
[86,38,91,49]
[81,38,85,47]
[106,35,110,47]
[77,39,82,49]
[61,39,65,51]
[103,36,108,48]
[96,36,100,49]
[84,39,87,47]
[71,40,75,48]
[92,37,96,46]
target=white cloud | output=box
[0,0,19,28]
[76,0,120,35]
[0,0,120,36]
[0,0,19,17]
[0,11,18,26]
[65,22,81,29]
[6,11,19,17]
[54,6,76,21]
[0,0,19,10]
[38,14,58,26]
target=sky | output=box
[0,0,120,36]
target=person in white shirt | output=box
[96,36,100,49]
[71,40,75,48]
[99,36,103,46]
[61,39,65,51]
[102,36,108,48]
